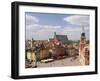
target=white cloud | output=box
[62,26,89,32]
[26,24,42,31]
[26,24,61,40]
[26,14,89,40]
[25,14,60,40]
[63,15,89,40]
[61,26,89,40]
[64,15,89,26]
[43,25,61,29]
[26,14,39,25]
[26,24,89,40]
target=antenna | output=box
[82,25,85,33]
[54,32,56,36]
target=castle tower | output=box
[80,32,86,50]
[79,26,86,65]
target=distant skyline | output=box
[25,12,89,40]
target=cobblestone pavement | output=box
[26,56,81,68]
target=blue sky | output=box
[25,12,89,40]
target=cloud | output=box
[64,15,89,26]
[26,24,42,31]
[26,24,61,40]
[62,26,89,32]
[63,15,89,40]
[25,14,89,40]
[26,24,61,32]
[26,14,39,25]
[43,25,61,29]
[60,26,89,40]
[26,24,89,40]
[25,14,61,40]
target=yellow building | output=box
[26,49,37,67]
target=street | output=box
[26,56,81,68]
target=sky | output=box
[25,12,89,40]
